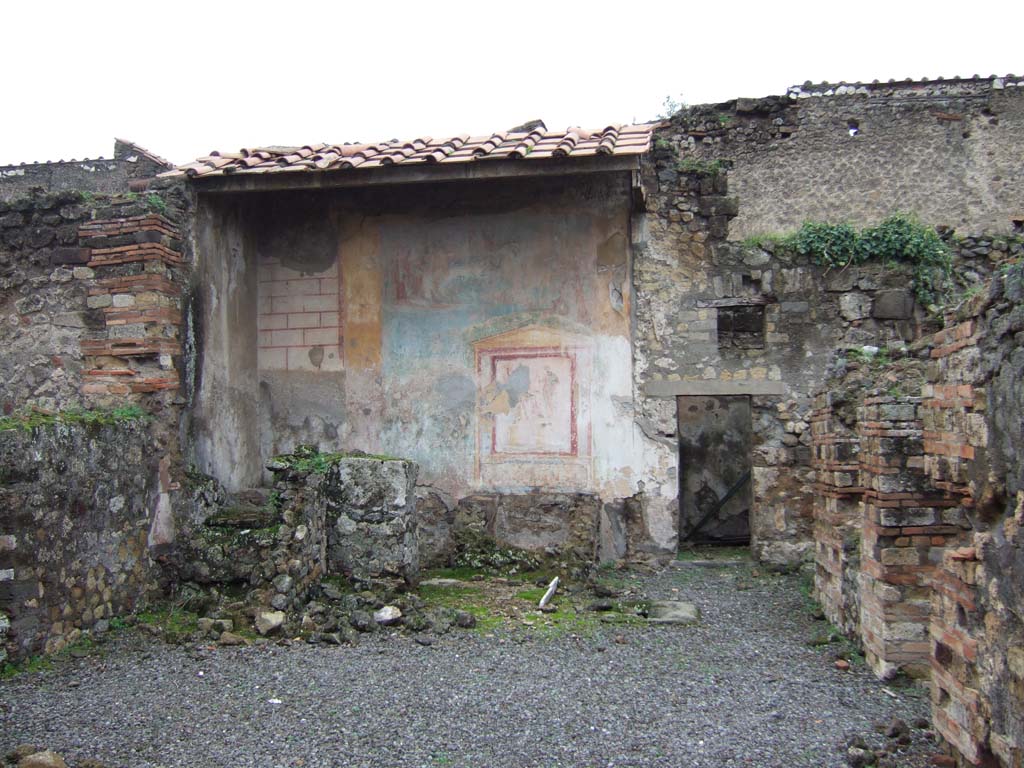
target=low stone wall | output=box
[168,453,419,623]
[0,420,163,659]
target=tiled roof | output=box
[169,123,656,179]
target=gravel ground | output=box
[1,562,939,768]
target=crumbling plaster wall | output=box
[188,194,262,491]
[668,76,1024,239]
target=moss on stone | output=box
[268,444,406,475]
[0,405,148,433]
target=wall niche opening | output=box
[718,305,765,350]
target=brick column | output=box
[77,214,184,398]
[811,390,863,635]
[857,395,968,679]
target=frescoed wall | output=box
[192,174,674,554]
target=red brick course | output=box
[76,214,185,399]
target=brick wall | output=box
[857,392,967,679]
[256,253,342,372]
[811,263,1024,766]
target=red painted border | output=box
[484,347,578,457]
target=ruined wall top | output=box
[785,73,1022,99]
[0,139,174,202]
[661,75,1024,238]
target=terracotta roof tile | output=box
[165,122,655,180]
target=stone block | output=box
[323,457,419,583]
[86,294,112,309]
[50,247,90,264]
[880,547,921,566]
[872,290,915,319]
[839,292,872,321]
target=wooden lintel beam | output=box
[696,296,775,308]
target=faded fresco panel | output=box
[492,354,574,455]
[474,325,592,491]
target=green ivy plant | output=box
[751,214,953,310]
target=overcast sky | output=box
[2,1,1021,167]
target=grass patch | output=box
[676,157,725,176]
[1,653,53,679]
[0,404,148,433]
[514,587,548,603]
[415,581,501,631]
[797,570,865,665]
[1,627,115,679]
[137,605,199,643]
[422,566,483,582]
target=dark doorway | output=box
[677,395,752,545]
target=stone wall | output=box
[666,76,1024,238]
[924,269,1024,768]
[0,421,163,659]
[810,263,1024,766]
[636,136,956,564]
[0,184,192,413]
[0,139,173,202]
[165,453,419,627]
[0,176,197,663]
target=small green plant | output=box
[652,135,676,157]
[0,404,148,432]
[146,194,168,215]
[452,537,542,573]
[77,190,95,203]
[137,605,199,643]
[676,157,724,177]
[656,93,686,120]
[742,232,793,250]
[845,346,893,368]
[790,221,861,268]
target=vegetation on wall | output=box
[0,405,147,432]
[676,158,726,177]
[746,214,953,309]
[268,444,403,474]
